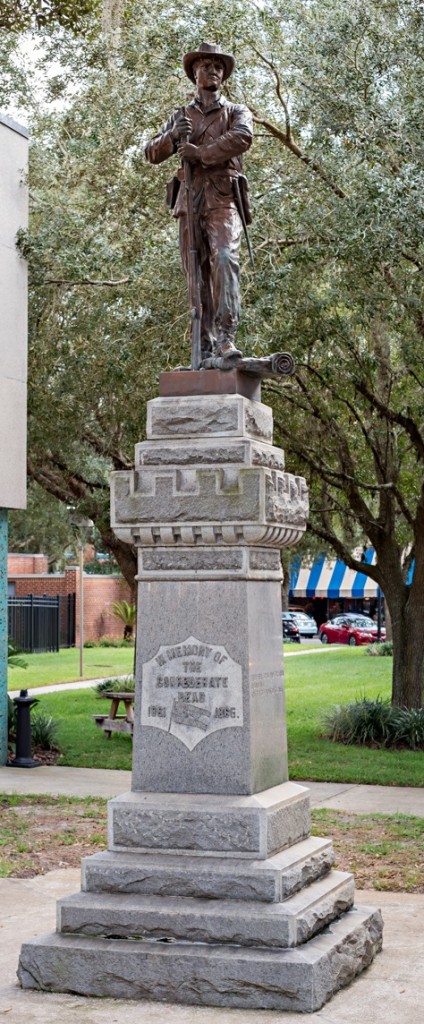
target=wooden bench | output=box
[93,691,134,739]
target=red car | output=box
[319,615,386,647]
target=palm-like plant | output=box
[7,642,28,669]
[112,601,136,641]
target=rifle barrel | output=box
[183,135,202,370]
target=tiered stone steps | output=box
[18,783,383,1011]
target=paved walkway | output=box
[8,675,129,698]
[1,875,423,1023]
[1,764,424,816]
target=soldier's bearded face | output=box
[194,59,225,91]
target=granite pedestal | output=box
[18,373,383,1010]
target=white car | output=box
[289,611,318,637]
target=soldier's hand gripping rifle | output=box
[182,133,202,370]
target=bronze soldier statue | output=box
[145,42,253,367]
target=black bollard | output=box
[7,689,41,768]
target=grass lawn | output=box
[285,646,424,786]
[7,643,305,691]
[37,689,133,770]
[8,646,135,690]
[28,646,424,785]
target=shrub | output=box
[387,707,424,750]
[7,641,28,669]
[30,709,60,751]
[8,696,17,738]
[112,600,136,641]
[83,637,134,648]
[323,697,424,750]
[367,641,393,657]
[94,675,135,696]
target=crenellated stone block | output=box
[111,395,309,571]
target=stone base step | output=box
[82,836,334,903]
[109,783,310,859]
[58,870,354,949]
[19,904,383,1012]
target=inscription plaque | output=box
[141,636,243,751]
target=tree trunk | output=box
[384,583,424,709]
[281,552,291,611]
[383,598,392,641]
[99,525,137,599]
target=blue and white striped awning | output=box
[289,550,382,599]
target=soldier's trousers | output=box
[179,205,242,357]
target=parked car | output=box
[319,615,386,646]
[329,611,374,623]
[289,610,318,637]
[282,612,301,643]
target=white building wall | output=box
[0,113,28,510]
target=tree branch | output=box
[42,277,130,288]
[250,46,292,140]
[354,378,424,461]
[250,110,348,200]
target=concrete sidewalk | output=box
[1,768,423,1020]
[1,764,424,816]
[1,870,422,1023]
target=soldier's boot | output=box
[214,335,243,362]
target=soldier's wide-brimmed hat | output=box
[183,42,235,84]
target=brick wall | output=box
[8,563,132,642]
[13,574,67,598]
[8,553,49,575]
[75,575,132,645]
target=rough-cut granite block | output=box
[57,871,354,948]
[146,394,273,442]
[81,836,334,903]
[18,906,383,1011]
[108,785,310,859]
[135,437,286,471]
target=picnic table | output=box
[93,691,134,739]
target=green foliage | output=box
[1,0,424,705]
[112,601,136,640]
[94,674,135,694]
[32,648,424,782]
[367,641,394,657]
[8,482,75,569]
[323,697,424,750]
[83,636,133,648]
[0,0,100,33]
[7,643,28,670]
[7,696,16,738]
[323,697,393,745]
[83,558,118,575]
[388,707,424,751]
[30,708,60,750]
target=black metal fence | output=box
[8,594,76,653]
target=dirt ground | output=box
[311,808,424,892]
[0,795,107,878]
